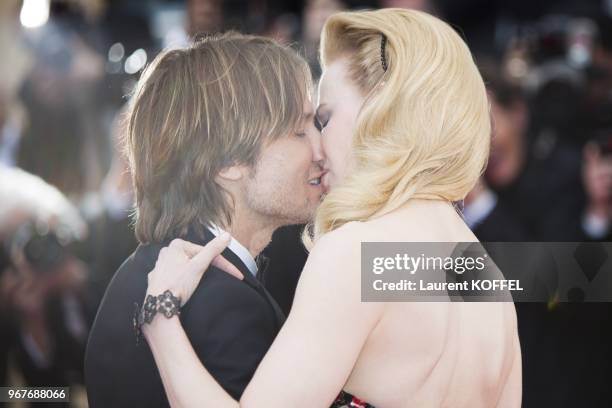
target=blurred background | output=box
[0,0,611,407]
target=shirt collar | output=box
[463,189,498,229]
[207,224,258,277]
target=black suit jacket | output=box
[84,228,285,408]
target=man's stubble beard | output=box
[244,175,317,228]
[245,188,316,227]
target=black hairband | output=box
[380,34,388,72]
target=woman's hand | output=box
[146,234,244,305]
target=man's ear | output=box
[216,165,246,182]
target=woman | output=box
[142,8,521,407]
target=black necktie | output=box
[255,254,270,285]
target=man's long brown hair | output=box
[126,32,311,244]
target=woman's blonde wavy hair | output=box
[306,8,491,246]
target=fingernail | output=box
[220,232,231,241]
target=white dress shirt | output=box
[207,224,258,277]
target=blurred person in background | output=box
[0,0,32,96]
[0,0,30,169]
[463,178,529,242]
[480,12,612,243]
[0,89,25,169]
[16,0,107,200]
[475,16,612,405]
[4,0,150,316]
[472,63,612,407]
[580,14,612,241]
[187,0,223,36]
[301,0,346,78]
[0,167,90,400]
[479,61,590,241]
[82,108,138,306]
[463,68,531,242]
[582,141,612,241]
[265,12,300,45]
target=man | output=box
[84,32,324,407]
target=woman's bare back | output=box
[338,200,522,407]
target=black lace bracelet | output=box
[133,290,181,345]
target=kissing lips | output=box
[308,177,321,186]
[308,170,327,187]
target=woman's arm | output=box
[144,316,239,408]
[144,223,383,407]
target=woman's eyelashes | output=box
[314,113,329,132]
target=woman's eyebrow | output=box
[315,104,327,117]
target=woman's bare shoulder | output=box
[298,222,377,297]
[307,222,364,270]
[296,222,384,314]
[360,202,480,243]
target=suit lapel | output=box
[184,227,286,326]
